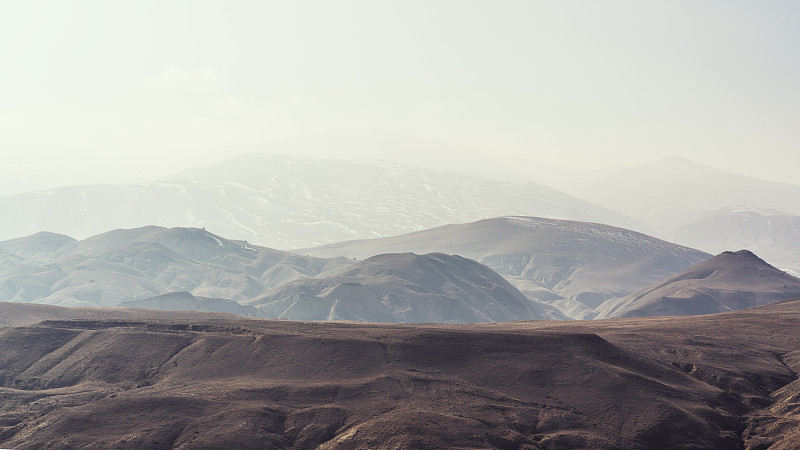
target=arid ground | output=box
[1,300,799,449]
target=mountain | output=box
[0,231,76,262]
[246,252,567,323]
[0,155,646,248]
[301,216,711,319]
[673,207,800,276]
[0,248,23,270]
[564,157,800,236]
[0,227,351,307]
[596,250,800,318]
[2,300,800,448]
[120,291,259,316]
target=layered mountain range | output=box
[0,225,566,323]
[0,227,350,307]
[2,136,800,322]
[4,146,800,447]
[3,216,799,322]
[0,155,644,249]
[533,157,800,274]
[301,216,711,319]
[2,145,798,275]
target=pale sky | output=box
[1,1,799,194]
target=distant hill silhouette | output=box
[597,250,800,318]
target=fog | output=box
[2,1,800,196]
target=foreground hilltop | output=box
[1,300,799,448]
[598,250,800,318]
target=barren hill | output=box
[597,250,800,318]
[301,216,710,319]
[246,252,566,323]
[0,231,76,261]
[1,300,800,448]
[0,227,350,307]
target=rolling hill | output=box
[0,227,351,307]
[596,250,800,318]
[246,252,566,323]
[301,216,711,319]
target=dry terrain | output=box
[1,300,799,449]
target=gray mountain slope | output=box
[59,226,351,288]
[0,231,77,262]
[245,252,567,323]
[0,155,647,248]
[120,291,259,317]
[0,227,351,307]
[596,250,800,319]
[673,207,800,276]
[0,248,23,271]
[300,216,710,319]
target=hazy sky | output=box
[1,1,799,194]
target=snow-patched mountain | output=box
[0,155,645,248]
[301,216,711,319]
[596,250,800,319]
[673,207,800,276]
[0,227,350,307]
[246,252,566,323]
[120,291,259,317]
